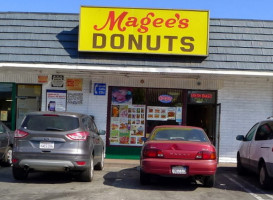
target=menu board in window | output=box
[147,106,176,121]
[110,104,145,146]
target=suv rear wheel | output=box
[80,155,94,182]
[12,167,28,180]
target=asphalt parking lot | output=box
[1,160,273,200]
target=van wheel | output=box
[140,170,150,185]
[203,175,215,187]
[80,155,94,182]
[259,163,271,189]
[94,150,104,170]
[0,147,12,167]
[237,153,245,175]
[12,167,28,180]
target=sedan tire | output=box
[203,175,215,187]
[80,155,94,182]
[140,170,150,185]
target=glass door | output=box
[16,84,42,128]
[215,103,221,162]
[0,83,16,130]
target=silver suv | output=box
[12,111,105,182]
[236,118,273,189]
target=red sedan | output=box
[140,125,217,187]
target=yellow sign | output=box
[79,6,209,56]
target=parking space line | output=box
[229,174,273,200]
[223,174,265,200]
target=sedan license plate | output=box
[172,166,187,174]
[40,142,54,149]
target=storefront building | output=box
[0,8,273,162]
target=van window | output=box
[255,122,273,141]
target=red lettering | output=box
[93,11,190,34]
[94,11,128,32]
[165,18,176,28]
[178,19,189,29]
[153,18,164,27]
[191,93,213,99]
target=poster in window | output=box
[112,87,133,105]
[147,106,170,121]
[167,108,176,120]
[110,104,145,146]
[0,111,8,121]
[110,117,119,144]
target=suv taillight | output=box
[195,151,216,160]
[14,129,29,138]
[143,149,164,158]
[66,131,89,141]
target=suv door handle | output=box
[261,147,270,149]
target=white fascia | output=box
[1,62,273,77]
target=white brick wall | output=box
[218,79,273,162]
[2,71,273,163]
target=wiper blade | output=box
[45,127,64,131]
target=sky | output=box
[1,0,273,20]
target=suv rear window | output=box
[21,115,79,131]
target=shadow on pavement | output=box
[103,166,200,191]
[0,167,74,184]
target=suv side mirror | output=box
[141,137,147,142]
[98,130,106,135]
[236,135,245,141]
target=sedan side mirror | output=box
[236,135,245,141]
[98,130,106,135]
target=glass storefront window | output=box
[108,87,184,146]
[146,89,184,134]
[110,87,146,146]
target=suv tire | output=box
[12,167,28,180]
[94,150,104,170]
[80,155,94,182]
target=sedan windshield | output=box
[151,128,209,142]
[21,115,79,131]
